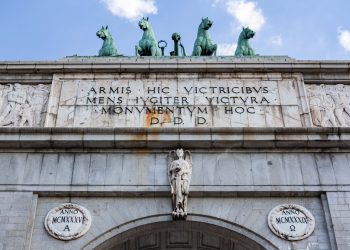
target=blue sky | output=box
[0,0,349,60]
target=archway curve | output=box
[83,214,279,250]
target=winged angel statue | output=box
[168,149,192,220]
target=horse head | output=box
[136,17,160,56]
[241,27,255,39]
[96,25,118,56]
[138,17,150,31]
[200,17,213,30]
[96,26,111,41]
[235,27,256,56]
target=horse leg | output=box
[150,46,155,56]
[151,46,160,56]
[156,48,161,56]
[212,44,217,56]
[192,46,202,56]
[235,47,243,57]
[248,47,255,56]
[135,45,142,56]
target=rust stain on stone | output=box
[144,110,173,127]
[162,111,172,124]
[144,110,158,128]
[131,133,147,141]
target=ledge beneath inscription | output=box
[0,127,348,150]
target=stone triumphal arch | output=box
[0,57,349,250]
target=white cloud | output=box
[217,43,237,56]
[338,27,350,52]
[225,0,265,31]
[269,35,283,46]
[101,0,157,21]
[211,0,221,7]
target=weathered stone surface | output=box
[326,192,350,250]
[1,58,350,250]
[30,197,330,250]
[168,149,192,220]
[45,203,92,241]
[0,192,36,250]
[268,204,315,241]
[46,73,307,128]
[307,84,350,127]
[0,151,350,194]
[0,83,49,127]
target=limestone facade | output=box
[0,57,350,250]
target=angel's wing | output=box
[167,150,176,186]
[184,150,192,183]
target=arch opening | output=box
[94,221,270,250]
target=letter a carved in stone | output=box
[168,149,192,220]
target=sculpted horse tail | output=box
[136,17,161,56]
[96,26,118,56]
[192,17,217,56]
[234,27,256,56]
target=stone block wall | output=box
[0,192,36,250]
[0,151,348,249]
[30,197,330,250]
[327,192,350,250]
[0,152,350,193]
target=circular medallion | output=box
[268,204,315,241]
[45,203,92,241]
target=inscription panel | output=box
[49,76,304,128]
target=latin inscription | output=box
[52,209,85,227]
[84,85,272,126]
[55,79,301,127]
[45,203,92,241]
[268,204,315,241]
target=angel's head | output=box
[176,148,184,158]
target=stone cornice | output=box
[1,57,349,84]
[0,57,349,76]
[0,127,348,150]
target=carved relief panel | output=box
[306,84,350,127]
[0,83,50,127]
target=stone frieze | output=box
[307,84,350,127]
[0,83,49,127]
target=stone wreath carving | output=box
[268,204,315,241]
[45,203,92,241]
[307,84,350,127]
[0,83,49,127]
[168,149,192,220]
